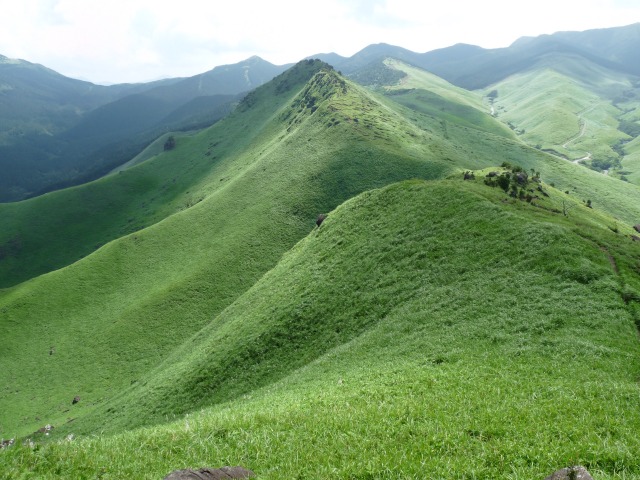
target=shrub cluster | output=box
[483,163,542,203]
[163,136,176,151]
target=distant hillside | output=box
[318,23,640,90]
[548,23,640,75]
[476,49,640,184]
[148,55,290,100]
[0,56,287,202]
[0,54,174,141]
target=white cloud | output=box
[0,0,638,84]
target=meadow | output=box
[2,178,639,479]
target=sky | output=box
[0,0,638,85]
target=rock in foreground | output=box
[163,466,255,480]
[544,466,593,480]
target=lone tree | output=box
[164,135,176,151]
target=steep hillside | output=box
[0,60,324,288]
[0,61,454,440]
[380,59,514,138]
[3,176,639,479]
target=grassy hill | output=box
[2,53,640,479]
[380,59,514,139]
[0,60,455,440]
[0,61,328,288]
[482,52,640,184]
[2,175,639,479]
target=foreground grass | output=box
[3,356,639,479]
[4,178,638,478]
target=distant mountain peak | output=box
[0,54,24,65]
[243,55,267,63]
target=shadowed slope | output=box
[0,61,326,288]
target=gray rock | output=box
[544,466,593,480]
[163,466,255,480]
[515,172,528,184]
[0,438,14,449]
[634,224,640,233]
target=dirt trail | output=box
[563,118,588,149]
[599,245,619,275]
[573,152,591,164]
[561,104,601,167]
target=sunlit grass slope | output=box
[3,177,639,479]
[484,53,640,180]
[382,58,514,138]
[375,59,640,227]
[0,62,456,440]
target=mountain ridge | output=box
[1,25,640,479]
[0,59,455,439]
[2,23,640,201]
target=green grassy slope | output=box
[374,59,510,137]
[376,58,640,227]
[0,61,329,288]
[2,58,640,478]
[0,62,455,440]
[3,176,639,479]
[622,135,640,184]
[484,53,640,182]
